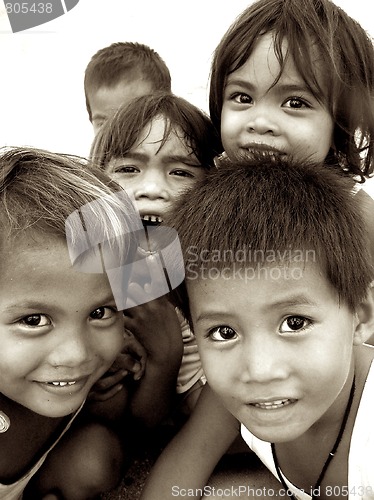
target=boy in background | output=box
[84,41,171,135]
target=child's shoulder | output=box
[354,187,374,261]
[354,185,374,213]
[350,347,374,489]
[355,343,374,391]
[350,347,374,442]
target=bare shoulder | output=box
[355,188,374,266]
[354,344,374,391]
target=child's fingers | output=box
[88,383,124,402]
[93,369,127,391]
[125,254,170,309]
[125,282,150,309]
[112,351,146,372]
[131,361,143,380]
[138,353,147,371]
[122,336,147,360]
[133,369,143,381]
[144,253,170,297]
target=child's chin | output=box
[37,400,84,419]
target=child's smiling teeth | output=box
[48,381,77,387]
[253,398,293,409]
[141,215,163,224]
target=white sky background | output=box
[0,0,373,196]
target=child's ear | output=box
[353,283,374,345]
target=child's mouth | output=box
[245,148,284,157]
[252,398,295,410]
[141,215,163,226]
[38,377,89,394]
[47,381,77,387]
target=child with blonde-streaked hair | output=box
[0,146,142,499]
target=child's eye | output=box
[113,165,139,174]
[170,169,195,178]
[279,316,311,333]
[208,325,237,342]
[90,307,116,321]
[20,314,51,327]
[283,97,310,109]
[232,93,253,105]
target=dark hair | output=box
[209,0,374,179]
[0,147,139,268]
[90,92,222,171]
[167,153,373,322]
[84,42,172,121]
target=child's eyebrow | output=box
[3,294,116,313]
[118,151,148,162]
[225,77,312,97]
[271,83,315,96]
[163,154,202,166]
[194,295,319,323]
[268,295,319,309]
[194,310,237,323]
[4,301,48,312]
[120,151,202,167]
[224,78,256,91]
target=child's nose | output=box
[134,171,169,201]
[48,328,94,369]
[240,334,288,384]
[245,104,279,136]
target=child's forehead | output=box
[135,115,191,150]
[1,233,69,268]
[0,233,113,294]
[186,259,341,311]
[0,245,116,320]
[1,232,103,271]
[229,31,327,97]
[246,29,321,62]
[91,72,152,95]
[89,79,154,118]
[187,257,327,290]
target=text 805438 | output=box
[5,3,53,14]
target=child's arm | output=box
[124,292,183,427]
[140,384,240,500]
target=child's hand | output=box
[124,251,183,361]
[124,285,183,363]
[88,329,147,402]
[88,368,127,402]
[118,328,147,379]
[125,251,182,308]
[124,289,184,426]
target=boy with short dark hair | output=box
[141,153,374,499]
[84,41,171,134]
